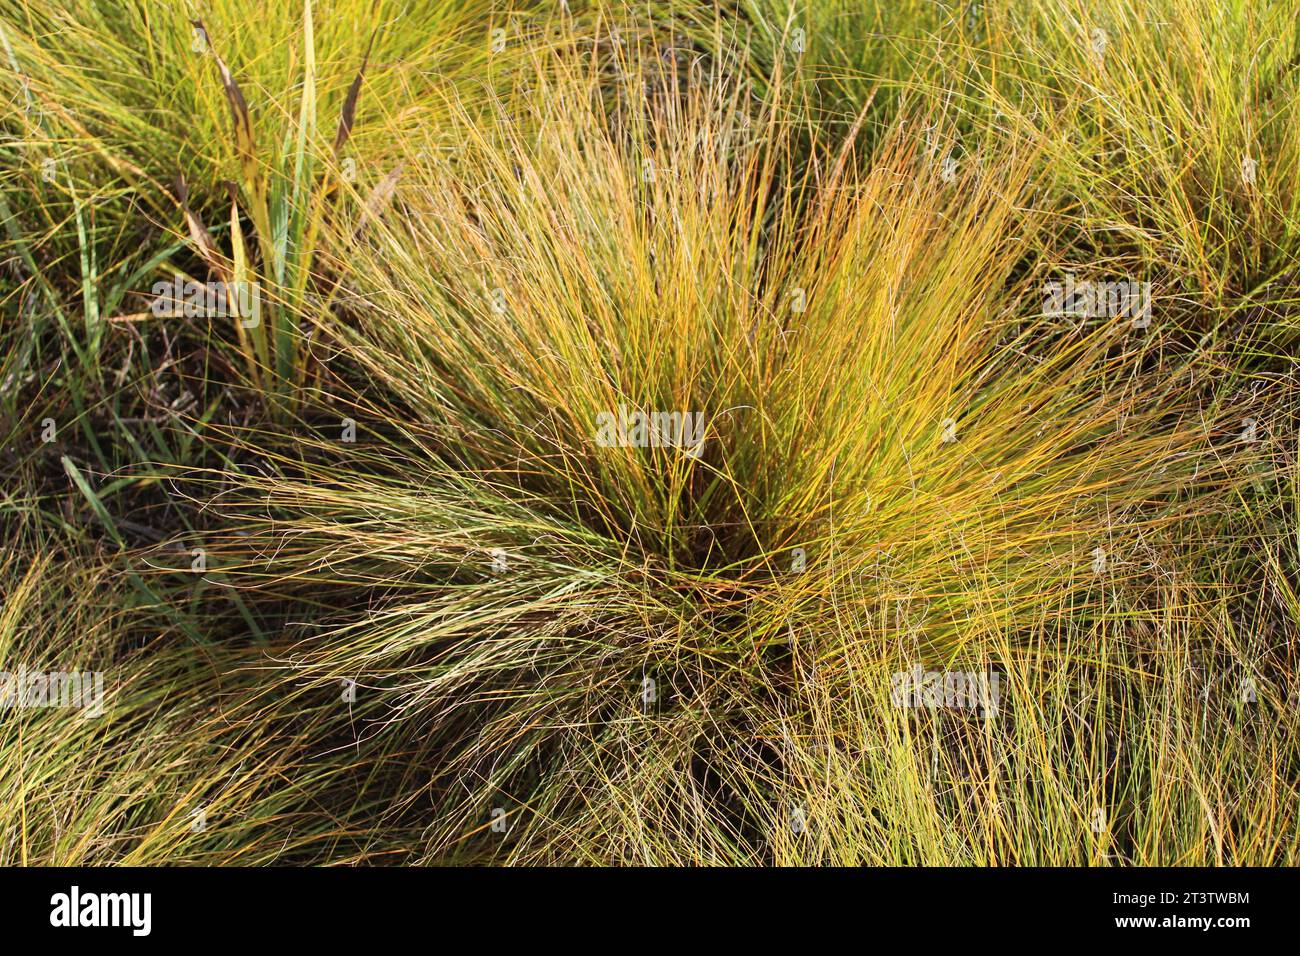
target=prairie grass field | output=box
[0,0,1298,865]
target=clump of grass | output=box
[0,1,1295,866]
[176,36,1292,863]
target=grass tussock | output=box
[1,0,1297,865]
